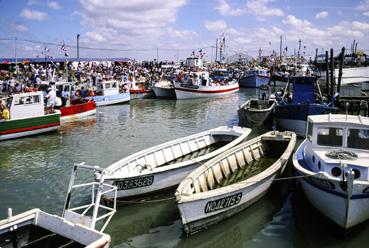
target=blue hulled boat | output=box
[274,76,337,136]
[86,80,130,106]
[239,68,270,88]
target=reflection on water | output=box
[2,89,369,247]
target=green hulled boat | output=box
[0,91,60,141]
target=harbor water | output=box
[1,89,369,247]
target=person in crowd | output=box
[45,87,56,113]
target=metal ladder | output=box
[62,162,117,232]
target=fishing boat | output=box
[0,163,117,247]
[274,76,337,136]
[97,126,251,200]
[175,131,296,235]
[152,80,176,99]
[239,68,270,88]
[60,98,96,121]
[51,82,96,121]
[238,85,276,126]
[174,71,239,100]
[0,91,60,141]
[86,80,130,106]
[128,80,154,99]
[293,114,369,229]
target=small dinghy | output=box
[238,85,276,126]
[0,163,117,248]
[175,131,296,235]
[98,126,251,200]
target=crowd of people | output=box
[0,60,169,97]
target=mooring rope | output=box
[115,195,175,204]
[113,173,316,204]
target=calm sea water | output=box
[1,88,369,247]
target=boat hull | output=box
[238,100,275,126]
[153,86,176,99]
[179,175,275,235]
[294,141,369,229]
[174,84,239,100]
[239,75,270,88]
[0,112,60,141]
[176,131,296,235]
[0,209,111,248]
[101,126,251,200]
[274,104,337,136]
[86,93,130,106]
[129,89,154,99]
[60,100,96,122]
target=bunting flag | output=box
[61,41,69,57]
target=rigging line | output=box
[9,37,213,52]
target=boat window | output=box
[347,129,369,150]
[24,96,32,104]
[317,128,343,147]
[105,83,111,89]
[112,82,117,88]
[33,95,40,103]
[307,121,313,141]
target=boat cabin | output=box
[243,69,269,78]
[185,56,203,68]
[6,91,45,120]
[289,76,317,104]
[304,114,369,180]
[97,80,119,96]
[211,69,229,81]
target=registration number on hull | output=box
[114,175,154,190]
[204,193,242,214]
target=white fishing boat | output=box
[0,91,60,141]
[238,85,276,126]
[175,131,296,235]
[0,163,117,248]
[293,114,369,229]
[152,80,176,99]
[97,126,251,200]
[86,80,130,106]
[174,71,239,100]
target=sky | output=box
[0,0,369,61]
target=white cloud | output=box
[20,8,48,21]
[85,31,106,43]
[79,0,188,49]
[215,0,283,18]
[48,1,61,10]
[215,0,246,16]
[283,15,311,27]
[352,21,369,31]
[246,0,284,18]
[204,20,227,32]
[167,27,198,39]
[364,11,369,16]
[356,0,369,11]
[14,24,28,32]
[315,11,328,19]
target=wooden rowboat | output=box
[99,126,251,200]
[237,99,275,126]
[175,131,296,235]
